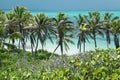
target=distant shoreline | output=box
[2,8,120,12]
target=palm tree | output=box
[0,25,6,46]
[29,13,53,57]
[102,13,119,48]
[0,10,19,51]
[74,14,91,52]
[78,24,91,52]
[12,6,33,57]
[6,12,20,45]
[86,11,103,48]
[0,10,6,46]
[111,19,120,48]
[52,12,74,58]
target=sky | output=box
[0,0,120,11]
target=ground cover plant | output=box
[0,48,120,80]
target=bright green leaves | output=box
[93,66,108,75]
[57,12,68,22]
[13,6,27,19]
[9,32,22,40]
[0,49,120,79]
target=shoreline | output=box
[17,37,115,55]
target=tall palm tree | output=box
[30,13,53,57]
[52,12,74,58]
[0,10,6,46]
[111,19,120,48]
[79,24,91,52]
[74,14,91,52]
[0,10,6,65]
[13,6,33,57]
[102,13,119,48]
[0,10,19,51]
[86,11,103,48]
[6,12,20,45]
[0,25,6,46]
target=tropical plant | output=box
[74,14,91,52]
[12,6,33,57]
[6,12,21,45]
[0,25,6,46]
[102,13,119,48]
[78,24,91,52]
[86,11,103,48]
[29,13,53,57]
[0,49,120,80]
[52,12,74,58]
[0,10,7,47]
[111,19,120,48]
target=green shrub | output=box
[0,49,120,79]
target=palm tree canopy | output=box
[0,10,6,38]
[111,19,120,34]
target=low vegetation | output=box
[0,49,120,80]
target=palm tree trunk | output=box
[93,32,97,48]
[49,44,59,59]
[106,30,110,48]
[60,42,64,62]
[12,39,15,45]
[107,42,109,49]
[31,42,34,57]
[80,42,81,52]
[19,22,26,58]
[60,42,63,58]
[53,44,60,53]
[34,37,39,57]
[21,38,26,58]
[83,41,85,52]
[78,37,81,52]
[114,34,119,48]
[41,43,44,54]
[42,44,44,51]
[18,39,21,48]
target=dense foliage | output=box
[0,6,120,79]
[0,49,120,79]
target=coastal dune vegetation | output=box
[0,6,120,79]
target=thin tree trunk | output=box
[18,40,21,48]
[114,34,119,48]
[83,41,85,52]
[106,30,110,48]
[93,32,97,48]
[60,42,64,62]
[21,38,26,58]
[34,37,39,57]
[31,42,34,58]
[41,43,44,54]
[53,44,59,53]
[107,42,109,49]
[19,22,26,58]
[78,36,81,52]
[79,39,81,52]
[12,39,15,45]
[60,42,63,58]
[49,44,59,59]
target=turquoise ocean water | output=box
[6,10,120,55]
